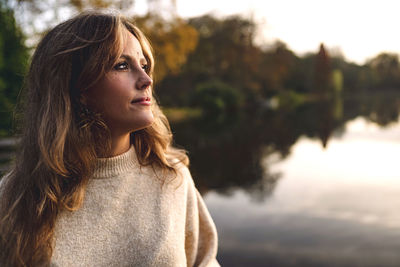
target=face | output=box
[84,30,154,136]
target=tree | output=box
[157,14,263,107]
[366,53,400,89]
[313,43,332,95]
[0,1,29,136]
[186,14,261,94]
[260,41,299,96]
[134,14,198,83]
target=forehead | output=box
[122,30,144,57]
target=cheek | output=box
[99,78,126,99]
[86,77,129,111]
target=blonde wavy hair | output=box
[0,11,188,266]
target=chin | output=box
[131,114,154,132]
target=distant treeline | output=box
[1,1,400,135]
[140,14,400,114]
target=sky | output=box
[134,0,400,65]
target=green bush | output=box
[192,80,243,116]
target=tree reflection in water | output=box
[0,92,399,193]
[170,93,400,200]
[169,92,400,266]
[0,93,399,267]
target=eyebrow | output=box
[120,54,147,65]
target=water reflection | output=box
[172,94,400,196]
[168,93,400,266]
[1,93,400,266]
[203,119,400,266]
[171,111,283,200]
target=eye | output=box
[141,64,149,72]
[113,61,129,71]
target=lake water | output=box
[1,95,399,266]
[202,117,400,266]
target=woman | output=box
[0,11,219,266]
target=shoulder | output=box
[166,156,191,178]
[175,160,195,185]
[159,157,196,191]
[175,160,191,178]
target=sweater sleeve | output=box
[182,166,220,267]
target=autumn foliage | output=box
[2,0,400,134]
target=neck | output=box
[106,132,131,157]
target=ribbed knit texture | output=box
[51,146,219,267]
[92,147,140,178]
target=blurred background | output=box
[1,0,400,266]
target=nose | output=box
[136,72,152,91]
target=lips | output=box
[131,96,151,106]
[131,97,151,104]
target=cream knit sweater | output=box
[50,147,219,267]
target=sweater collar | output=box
[93,146,139,178]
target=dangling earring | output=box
[78,103,94,129]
